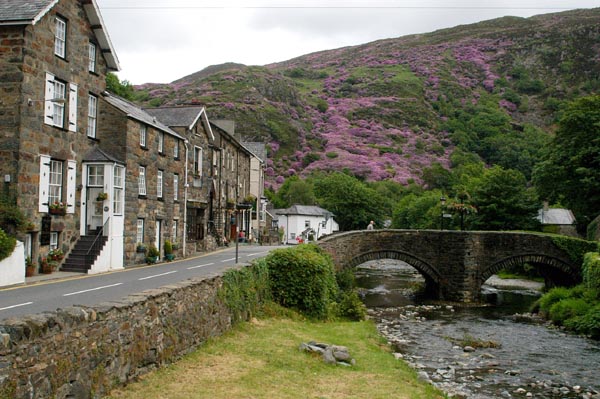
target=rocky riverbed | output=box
[357,260,600,399]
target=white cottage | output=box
[275,205,339,244]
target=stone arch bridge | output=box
[317,230,583,302]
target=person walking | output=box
[367,220,374,230]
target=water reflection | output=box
[357,260,600,399]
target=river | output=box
[355,260,600,399]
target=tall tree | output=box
[533,95,600,226]
[469,166,540,231]
[314,173,387,231]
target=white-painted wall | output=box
[0,241,25,287]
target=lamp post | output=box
[235,203,253,264]
[440,196,446,230]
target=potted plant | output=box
[40,257,52,274]
[163,240,175,261]
[48,248,64,262]
[96,192,108,201]
[146,244,160,264]
[25,257,36,277]
[171,241,180,251]
[136,242,147,253]
[48,201,67,216]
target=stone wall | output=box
[0,273,237,398]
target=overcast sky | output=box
[95,0,600,85]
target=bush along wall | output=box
[535,252,600,339]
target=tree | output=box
[469,166,540,231]
[269,176,315,208]
[314,173,387,231]
[533,95,600,226]
[391,190,446,229]
[106,72,135,100]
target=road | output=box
[0,245,284,322]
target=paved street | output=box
[0,245,284,322]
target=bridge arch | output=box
[481,253,580,287]
[345,250,441,284]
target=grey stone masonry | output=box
[318,230,587,302]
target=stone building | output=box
[210,120,253,242]
[100,93,187,265]
[144,105,218,255]
[0,0,121,272]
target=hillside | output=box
[132,8,600,189]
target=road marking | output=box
[187,262,214,270]
[221,258,235,263]
[63,283,123,297]
[138,271,178,281]
[0,301,33,311]
[247,252,267,257]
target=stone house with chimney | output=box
[0,0,121,273]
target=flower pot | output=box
[41,263,52,274]
[164,254,175,262]
[49,208,66,216]
[26,265,35,277]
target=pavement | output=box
[25,271,85,285]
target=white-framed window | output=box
[113,165,124,215]
[87,165,104,186]
[305,220,310,228]
[87,94,97,138]
[44,74,76,131]
[194,146,203,176]
[50,232,59,250]
[140,124,147,147]
[136,219,144,243]
[174,140,179,159]
[158,132,164,153]
[48,160,63,205]
[138,166,146,195]
[88,42,96,72]
[52,80,66,127]
[157,170,163,198]
[172,220,178,240]
[54,17,66,58]
[173,174,179,201]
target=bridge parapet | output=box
[318,230,584,302]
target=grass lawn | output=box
[106,312,444,399]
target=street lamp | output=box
[235,203,253,264]
[440,196,446,230]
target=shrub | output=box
[164,240,173,255]
[536,286,572,314]
[582,252,600,290]
[566,304,600,339]
[337,290,367,321]
[265,244,337,319]
[220,260,271,324]
[0,228,16,262]
[548,298,591,325]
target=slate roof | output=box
[83,147,123,164]
[276,205,334,218]
[0,0,120,71]
[537,208,576,225]
[242,142,266,162]
[103,92,183,139]
[144,106,205,128]
[0,0,55,25]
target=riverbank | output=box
[106,314,444,399]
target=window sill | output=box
[140,146,148,151]
[87,136,99,142]
[138,195,147,199]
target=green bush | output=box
[548,298,591,325]
[0,228,16,262]
[220,260,272,324]
[566,304,600,339]
[536,286,573,314]
[583,252,600,290]
[551,236,599,265]
[265,244,337,319]
[337,290,367,321]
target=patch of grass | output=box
[106,312,443,399]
